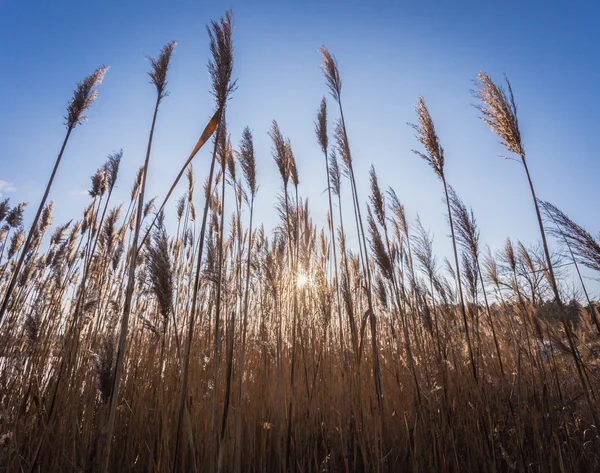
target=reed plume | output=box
[66,66,109,128]
[148,41,177,102]
[146,212,173,318]
[539,200,600,273]
[0,199,10,223]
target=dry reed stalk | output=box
[103,42,174,473]
[233,127,257,473]
[315,97,345,357]
[173,12,234,472]
[474,72,599,432]
[410,96,477,382]
[320,46,384,421]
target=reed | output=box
[410,96,477,382]
[1,13,599,473]
[0,66,108,324]
[103,41,174,473]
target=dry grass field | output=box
[1,10,600,473]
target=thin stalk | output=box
[103,93,160,472]
[173,114,224,472]
[442,175,477,382]
[0,127,72,323]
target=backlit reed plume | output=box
[473,73,560,299]
[147,212,173,318]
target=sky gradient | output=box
[1,0,598,296]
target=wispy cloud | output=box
[0,180,16,198]
[70,189,89,197]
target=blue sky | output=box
[0,0,598,296]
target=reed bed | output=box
[1,10,600,473]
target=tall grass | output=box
[1,11,599,473]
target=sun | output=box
[297,273,309,288]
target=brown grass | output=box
[0,11,599,473]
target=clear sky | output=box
[0,0,598,297]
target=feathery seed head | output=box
[39,202,54,235]
[147,41,176,102]
[237,127,257,197]
[0,199,9,223]
[328,150,341,197]
[6,202,27,228]
[286,140,299,188]
[24,307,42,346]
[319,46,342,103]
[387,187,408,237]
[89,168,108,198]
[144,197,157,219]
[505,238,517,272]
[131,166,144,202]
[186,164,195,202]
[269,120,289,187]
[540,199,600,272]
[226,139,236,182]
[146,212,173,317]
[176,195,186,221]
[369,166,386,228]
[315,97,328,154]
[411,97,445,180]
[483,245,500,287]
[208,10,236,109]
[449,187,479,260]
[95,333,116,404]
[333,119,352,175]
[7,228,25,259]
[50,221,71,246]
[104,150,122,192]
[473,72,524,157]
[65,66,109,129]
[368,207,393,281]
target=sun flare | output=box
[297,273,309,288]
